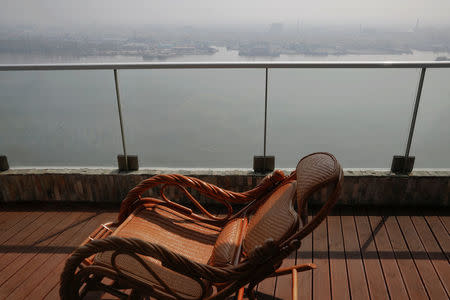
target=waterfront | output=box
[0,48,449,169]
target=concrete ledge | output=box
[1,168,449,206]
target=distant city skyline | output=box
[1,0,450,28]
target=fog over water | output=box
[0,1,449,169]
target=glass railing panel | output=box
[409,68,450,168]
[119,69,264,168]
[267,68,419,169]
[0,70,122,167]
[1,66,447,170]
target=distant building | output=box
[414,18,420,32]
[269,23,283,34]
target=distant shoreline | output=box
[0,47,449,64]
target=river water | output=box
[0,47,449,169]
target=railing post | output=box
[0,155,9,171]
[253,67,274,173]
[264,67,268,158]
[391,67,426,174]
[114,69,138,171]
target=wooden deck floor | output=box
[0,205,448,299]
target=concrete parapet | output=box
[0,168,448,206]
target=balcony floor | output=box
[0,205,448,299]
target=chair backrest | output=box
[296,152,341,215]
[285,152,343,244]
[241,152,343,256]
[242,181,298,255]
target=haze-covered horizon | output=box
[1,0,449,169]
[1,0,450,29]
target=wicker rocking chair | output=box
[60,152,343,300]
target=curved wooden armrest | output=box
[60,236,282,300]
[118,170,285,223]
[60,237,223,300]
[59,236,222,300]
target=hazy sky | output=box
[1,0,450,28]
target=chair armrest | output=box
[118,170,285,223]
[59,236,215,300]
[60,236,273,300]
[61,236,284,300]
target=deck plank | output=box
[438,215,449,234]
[340,209,370,300]
[0,211,83,298]
[296,215,313,300]
[397,215,448,300]
[43,284,61,300]
[327,213,350,300]
[383,214,428,299]
[12,212,116,299]
[312,215,331,300]
[425,215,450,260]
[412,215,450,296]
[0,211,32,236]
[0,211,54,268]
[353,211,390,300]
[0,211,69,287]
[367,213,409,299]
[0,211,44,246]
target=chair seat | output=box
[94,205,222,299]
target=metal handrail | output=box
[1,61,449,172]
[1,61,450,71]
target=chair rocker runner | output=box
[60,152,343,300]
